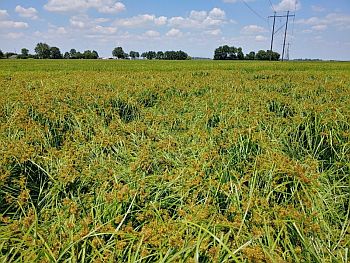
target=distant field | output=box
[0,60,349,262]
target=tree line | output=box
[112,47,189,60]
[214,45,280,61]
[0,44,189,60]
[0,43,281,61]
[0,43,99,60]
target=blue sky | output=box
[0,0,349,59]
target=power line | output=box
[268,11,295,61]
[267,0,275,12]
[290,2,297,42]
[240,0,267,22]
[282,11,295,61]
[274,23,286,35]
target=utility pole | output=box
[269,12,276,61]
[282,11,291,61]
[286,43,290,61]
[268,11,295,61]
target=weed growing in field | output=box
[0,60,349,262]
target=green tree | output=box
[256,50,280,61]
[256,50,267,60]
[0,50,3,59]
[112,47,126,59]
[35,43,50,59]
[50,47,62,59]
[214,45,238,60]
[21,48,29,58]
[176,50,188,60]
[5,52,17,59]
[156,51,164,60]
[82,50,98,59]
[164,51,175,60]
[228,46,237,59]
[76,52,83,59]
[146,51,156,60]
[245,51,256,60]
[64,52,70,59]
[92,50,99,59]
[237,47,244,60]
[129,51,139,59]
[70,49,77,59]
[214,46,226,60]
[267,50,280,61]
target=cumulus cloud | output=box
[93,25,117,34]
[69,14,118,36]
[209,8,226,20]
[44,0,125,14]
[205,29,222,36]
[297,13,350,31]
[255,35,267,42]
[5,32,25,39]
[0,20,29,29]
[0,9,9,20]
[97,2,125,14]
[70,16,87,28]
[311,25,327,31]
[114,14,167,28]
[143,30,160,38]
[273,0,301,12]
[241,25,268,34]
[311,5,325,13]
[15,6,39,20]
[166,28,183,37]
[0,10,27,31]
[168,7,227,29]
[48,26,68,35]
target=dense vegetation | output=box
[0,60,349,262]
[214,45,280,61]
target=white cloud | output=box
[5,32,24,39]
[95,18,110,23]
[311,5,325,13]
[302,29,312,33]
[0,20,29,29]
[241,25,268,34]
[325,13,350,27]
[155,16,167,26]
[205,29,222,36]
[168,8,227,29]
[44,0,125,14]
[48,26,68,35]
[209,8,226,20]
[143,30,160,38]
[15,6,39,20]
[0,10,9,20]
[273,0,301,12]
[166,28,183,37]
[70,16,87,28]
[56,26,67,34]
[93,25,117,34]
[255,35,268,42]
[97,2,125,14]
[68,14,119,36]
[114,14,167,28]
[311,25,327,31]
[190,11,207,21]
[297,13,350,31]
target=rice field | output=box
[0,60,349,262]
